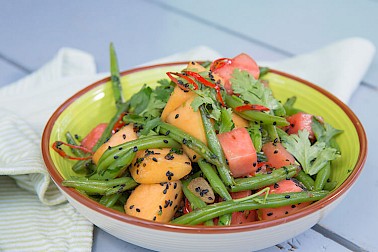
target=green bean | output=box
[295,170,315,190]
[264,124,279,143]
[230,165,299,192]
[104,180,138,196]
[323,181,337,191]
[314,162,331,190]
[109,205,125,213]
[62,176,137,195]
[182,176,214,226]
[197,159,233,226]
[158,122,221,167]
[65,131,86,157]
[225,95,289,127]
[97,135,181,174]
[99,193,121,208]
[96,149,136,180]
[66,131,94,174]
[198,159,232,201]
[171,190,329,225]
[110,42,124,109]
[248,122,263,152]
[199,105,234,187]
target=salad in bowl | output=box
[42,44,366,251]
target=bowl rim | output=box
[41,61,367,234]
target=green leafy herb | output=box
[126,80,174,119]
[191,88,221,121]
[230,70,284,115]
[218,107,234,134]
[312,117,343,152]
[283,96,302,116]
[281,130,340,176]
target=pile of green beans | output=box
[171,190,329,225]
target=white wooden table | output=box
[1,1,377,251]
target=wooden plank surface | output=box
[0,0,376,251]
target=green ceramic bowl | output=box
[42,63,367,252]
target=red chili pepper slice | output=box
[52,141,93,160]
[166,72,198,90]
[112,112,127,134]
[210,57,232,72]
[184,71,216,88]
[184,71,225,107]
[235,104,270,112]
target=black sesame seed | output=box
[136,208,141,212]
[114,155,119,159]
[273,150,278,154]
[129,205,134,209]
[122,134,126,139]
[107,146,112,150]
[274,183,279,189]
[273,121,277,126]
[291,205,296,208]
[153,216,157,221]
[133,146,138,152]
[175,114,180,119]
[174,193,178,199]
[165,130,170,136]
[163,139,168,144]
[182,138,187,144]
[285,195,291,199]
[267,212,273,216]
[253,162,257,167]
[152,157,158,162]
[174,183,177,189]
[192,154,197,160]
[285,211,289,214]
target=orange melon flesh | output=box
[130,148,192,184]
[92,124,137,164]
[231,113,249,128]
[161,85,196,122]
[166,96,207,162]
[125,181,183,223]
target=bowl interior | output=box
[48,64,361,189]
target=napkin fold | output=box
[0,38,375,251]
[259,37,376,103]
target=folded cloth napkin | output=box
[258,37,376,103]
[0,38,375,252]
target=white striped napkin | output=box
[0,48,101,252]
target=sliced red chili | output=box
[184,71,216,88]
[52,141,93,160]
[184,70,225,107]
[112,112,127,134]
[210,57,232,72]
[166,72,198,90]
[235,104,270,112]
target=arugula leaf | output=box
[230,70,285,116]
[281,130,340,176]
